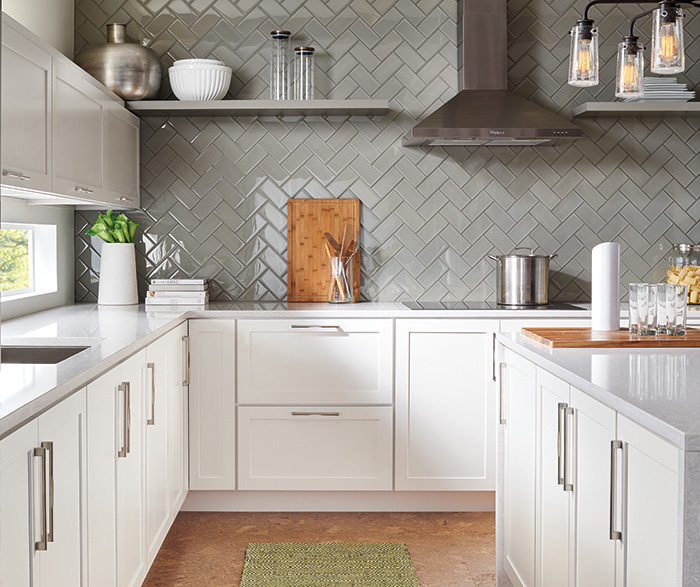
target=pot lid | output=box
[488,247,557,260]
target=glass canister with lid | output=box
[666,243,700,303]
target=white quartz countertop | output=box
[497,332,700,451]
[0,300,592,440]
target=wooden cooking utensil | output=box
[340,224,354,259]
[324,232,341,254]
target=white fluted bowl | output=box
[173,58,225,68]
[169,65,232,101]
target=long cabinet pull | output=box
[118,383,128,458]
[3,170,31,181]
[563,407,574,492]
[291,412,340,417]
[610,440,624,541]
[557,403,567,486]
[125,382,131,454]
[33,445,48,551]
[498,363,507,425]
[75,186,94,194]
[492,333,497,382]
[290,325,346,335]
[147,363,155,426]
[182,336,190,385]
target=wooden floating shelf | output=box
[572,102,700,117]
[126,99,389,117]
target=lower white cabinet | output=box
[0,389,86,587]
[238,406,393,490]
[395,319,497,491]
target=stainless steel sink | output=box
[1,346,89,364]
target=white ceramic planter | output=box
[98,242,138,305]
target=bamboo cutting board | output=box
[287,199,361,302]
[522,327,700,348]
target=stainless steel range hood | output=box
[405,0,582,147]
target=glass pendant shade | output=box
[616,40,644,98]
[651,7,685,74]
[568,24,599,86]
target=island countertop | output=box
[496,331,700,451]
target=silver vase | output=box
[75,24,162,101]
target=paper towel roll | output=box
[591,243,620,330]
[591,242,621,331]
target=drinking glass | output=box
[628,283,639,334]
[665,283,688,335]
[637,283,657,335]
[656,284,668,334]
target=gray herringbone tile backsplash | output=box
[74,0,700,303]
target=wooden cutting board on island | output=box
[287,198,361,302]
[522,327,700,348]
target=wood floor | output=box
[142,511,496,587]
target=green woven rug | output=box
[239,542,420,587]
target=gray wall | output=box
[4,0,75,57]
[74,0,700,303]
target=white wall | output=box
[3,0,74,57]
[1,197,75,320]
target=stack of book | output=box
[146,279,209,306]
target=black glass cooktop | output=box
[404,301,586,311]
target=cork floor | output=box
[142,511,496,587]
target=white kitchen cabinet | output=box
[238,319,392,405]
[0,389,86,587]
[188,319,236,490]
[168,323,189,515]
[502,348,537,587]
[617,415,680,587]
[238,406,393,491]
[1,17,52,193]
[395,319,498,491]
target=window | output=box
[0,222,57,300]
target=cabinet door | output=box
[238,406,393,491]
[0,419,38,587]
[145,337,170,564]
[571,388,616,587]
[52,61,104,199]
[536,368,572,587]
[86,366,120,587]
[395,319,498,491]
[35,389,87,587]
[503,348,537,587]
[618,415,680,587]
[104,105,140,208]
[116,352,146,587]
[168,323,189,511]
[1,19,52,193]
[238,319,393,404]
[189,320,235,490]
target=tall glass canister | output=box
[294,46,315,100]
[270,30,291,100]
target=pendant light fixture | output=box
[568,1,695,97]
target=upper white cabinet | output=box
[237,319,393,405]
[1,14,140,208]
[395,319,497,491]
[1,19,52,193]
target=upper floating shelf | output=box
[572,102,700,117]
[125,99,389,117]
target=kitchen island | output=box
[496,332,700,587]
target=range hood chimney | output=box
[406,0,582,146]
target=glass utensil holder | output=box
[328,257,352,303]
[270,30,291,100]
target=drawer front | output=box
[238,319,393,404]
[238,406,393,490]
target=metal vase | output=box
[74,24,162,101]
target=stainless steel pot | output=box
[488,247,557,306]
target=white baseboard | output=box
[181,490,495,512]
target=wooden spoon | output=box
[324,232,341,254]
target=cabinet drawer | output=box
[238,319,393,404]
[238,406,393,490]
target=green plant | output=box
[86,210,138,243]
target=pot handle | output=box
[549,254,558,260]
[511,246,534,255]
[488,255,499,261]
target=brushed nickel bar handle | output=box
[610,440,624,541]
[42,441,55,544]
[492,333,497,382]
[498,362,507,425]
[291,412,340,417]
[147,363,155,426]
[75,186,94,194]
[182,336,190,385]
[557,403,567,486]
[563,407,574,492]
[3,170,31,181]
[125,382,131,455]
[33,445,48,551]
[118,383,128,458]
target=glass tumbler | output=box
[656,284,668,334]
[270,30,291,100]
[328,257,353,303]
[637,283,657,335]
[294,46,315,100]
[628,283,639,333]
[665,283,688,335]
